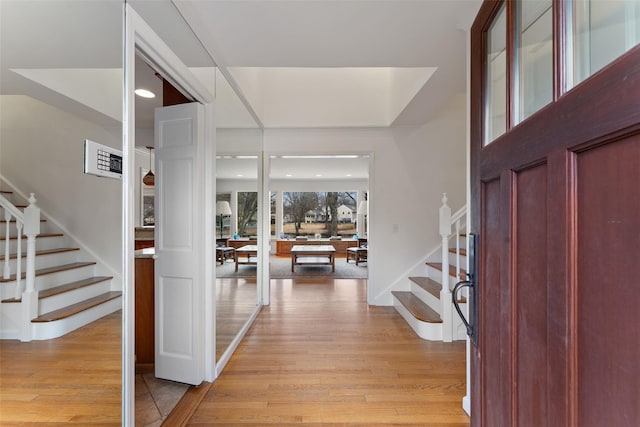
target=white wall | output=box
[0,95,122,277]
[264,93,467,305]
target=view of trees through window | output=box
[281,191,358,238]
[217,192,258,237]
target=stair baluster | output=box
[439,194,453,342]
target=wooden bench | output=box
[346,247,368,265]
[291,245,336,272]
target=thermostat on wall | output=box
[83,139,122,180]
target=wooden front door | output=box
[469,3,640,427]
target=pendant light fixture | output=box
[143,146,155,186]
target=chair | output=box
[216,246,235,265]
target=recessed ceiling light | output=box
[236,174,244,177]
[346,174,352,177]
[285,174,292,177]
[315,174,322,177]
[135,88,156,98]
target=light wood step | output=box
[409,276,466,303]
[0,276,113,302]
[5,247,79,260]
[0,261,96,283]
[0,233,63,242]
[32,291,122,322]
[409,276,441,299]
[391,291,442,323]
[448,247,467,256]
[426,262,467,280]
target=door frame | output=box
[123,5,215,425]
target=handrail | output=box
[0,194,24,219]
[451,205,467,224]
[1,194,24,288]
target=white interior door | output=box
[154,102,205,385]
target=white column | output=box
[276,191,284,239]
[356,191,365,237]
[230,191,238,237]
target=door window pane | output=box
[485,5,508,146]
[518,0,553,121]
[573,0,640,85]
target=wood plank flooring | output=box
[187,278,469,426]
[0,311,122,425]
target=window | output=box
[485,4,507,146]
[572,0,640,86]
[517,0,553,122]
[281,191,358,238]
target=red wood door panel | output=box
[470,3,640,426]
[576,135,640,426]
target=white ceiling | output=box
[1,0,482,180]
[174,0,481,126]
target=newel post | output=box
[20,193,40,342]
[439,193,453,342]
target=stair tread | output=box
[0,261,96,283]
[32,291,122,322]
[408,276,467,303]
[392,291,442,323]
[448,247,467,256]
[6,247,79,260]
[38,276,113,299]
[409,276,441,298]
[0,233,64,241]
[426,262,467,279]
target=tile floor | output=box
[135,373,189,426]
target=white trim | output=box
[123,5,215,424]
[261,152,271,306]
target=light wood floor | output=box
[186,278,469,426]
[0,279,469,426]
[0,311,122,425]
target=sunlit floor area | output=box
[0,279,468,426]
[0,311,122,425]
[216,277,259,360]
[185,278,470,426]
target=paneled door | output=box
[154,102,206,385]
[469,3,639,426]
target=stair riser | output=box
[31,296,122,341]
[1,265,98,300]
[392,297,443,341]
[1,236,67,253]
[0,222,49,238]
[447,252,467,268]
[411,282,442,315]
[426,265,461,290]
[1,251,79,276]
[39,280,112,314]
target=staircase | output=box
[0,189,121,341]
[392,194,468,342]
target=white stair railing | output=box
[439,193,466,342]
[0,193,40,341]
